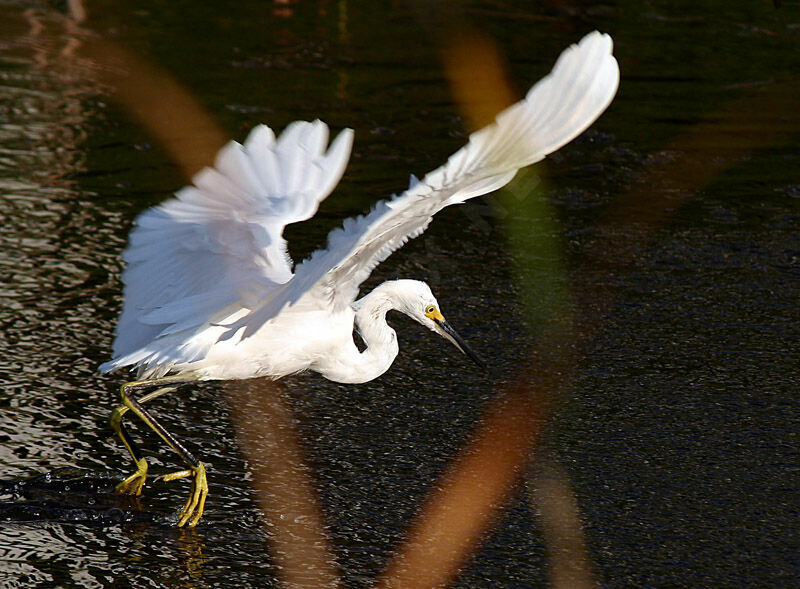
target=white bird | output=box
[100,31,619,526]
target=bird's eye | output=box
[425,305,436,314]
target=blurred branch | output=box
[58,8,340,585]
[66,0,87,23]
[79,36,228,180]
[226,380,341,588]
[375,26,578,589]
[376,302,582,587]
[441,28,517,131]
[530,459,598,589]
[38,2,798,585]
[378,23,798,588]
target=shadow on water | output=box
[0,468,164,524]
[0,0,798,587]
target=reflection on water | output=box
[0,9,114,483]
[0,0,798,587]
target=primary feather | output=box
[233,31,619,337]
[101,31,619,379]
[101,120,354,375]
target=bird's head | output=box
[382,279,486,370]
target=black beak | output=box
[434,318,486,371]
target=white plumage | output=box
[101,31,619,384]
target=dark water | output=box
[0,1,798,587]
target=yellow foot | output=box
[116,457,148,495]
[162,462,208,528]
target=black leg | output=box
[110,375,209,527]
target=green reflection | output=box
[498,167,573,338]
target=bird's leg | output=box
[110,383,180,495]
[111,377,186,491]
[111,375,208,527]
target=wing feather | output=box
[101,121,354,375]
[231,31,619,338]
[103,31,618,377]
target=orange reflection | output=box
[441,29,518,131]
[531,459,598,589]
[44,5,342,583]
[19,2,797,585]
[79,37,227,181]
[377,26,797,589]
[226,379,341,588]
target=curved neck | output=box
[356,285,399,341]
[335,283,410,383]
[316,285,401,384]
[353,287,402,381]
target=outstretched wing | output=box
[101,120,353,373]
[235,31,619,337]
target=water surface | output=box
[0,1,798,586]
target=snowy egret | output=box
[100,31,619,526]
